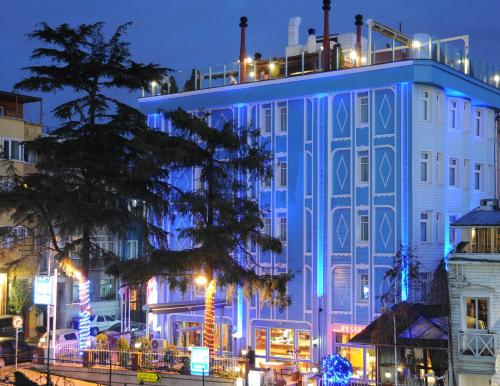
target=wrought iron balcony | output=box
[459,332,496,358]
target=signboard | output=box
[12,316,23,329]
[190,346,209,376]
[137,371,161,383]
[34,275,53,305]
[331,323,366,335]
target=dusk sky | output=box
[1,0,499,126]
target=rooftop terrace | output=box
[141,16,500,99]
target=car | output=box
[89,314,119,336]
[38,329,79,352]
[0,337,33,367]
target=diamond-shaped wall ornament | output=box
[379,152,392,187]
[215,110,232,129]
[336,155,348,190]
[172,170,190,190]
[336,213,349,247]
[336,99,348,133]
[379,94,392,129]
[379,213,392,248]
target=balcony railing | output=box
[459,332,496,358]
[142,34,500,98]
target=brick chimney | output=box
[239,16,248,83]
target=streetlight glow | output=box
[196,275,207,286]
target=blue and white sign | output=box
[190,347,209,376]
[34,275,53,305]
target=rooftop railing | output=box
[142,34,500,98]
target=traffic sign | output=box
[12,316,23,329]
[137,371,161,383]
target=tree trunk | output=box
[203,279,216,359]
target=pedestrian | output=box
[245,345,256,370]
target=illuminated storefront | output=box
[253,326,312,370]
[332,324,376,382]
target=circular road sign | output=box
[12,316,23,329]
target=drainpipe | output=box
[239,16,248,84]
[355,14,363,66]
[322,0,331,71]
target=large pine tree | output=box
[112,109,292,356]
[0,22,172,346]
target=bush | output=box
[14,371,37,386]
[116,336,130,351]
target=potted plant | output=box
[116,336,130,367]
[136,336,152,368]
[95,333,109,365]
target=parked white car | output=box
[89,314,119,336]
[38,328,79,358]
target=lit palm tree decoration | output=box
[197,275,216,357]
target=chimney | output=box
[355,14,363,66]
[288,17,302,47]
[307,28,317,53]
[322,0,331,71]
[239,16,248,84]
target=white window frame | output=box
[421,89,431,121]
[357,153,369,185]
[420,212,431,243]
[263,218,272,237]
[356,94,369,126]
[127,240,138,259]
[279,217,287,243]
[278,106,287,133]
[262,107,272,135]
[278,161,287,188]
[463,296,490,331]
[449,158,459,187]
[420,151,431,183]
[435,212,444,243]
[474,163,483,191]
[474,109,483,137]
[357,271,369,303]
[448,100,459,130]
[2,138,25,162]
[358,214,369,244]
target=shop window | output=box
[298,331,311,360]
[173,321,202,348]
[214,323,233,352]
[465,297,488,330]
[270,328,294,358]
[255,328,267,357]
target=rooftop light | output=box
[195,275,207,286]
[349,50,357,61]
[412,40,421,49]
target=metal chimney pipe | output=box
[322,0,331,71]
[355,14,363,66]
[239,16,248,84]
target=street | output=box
[0,363,98,386]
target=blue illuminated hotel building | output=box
[139,16,500,381]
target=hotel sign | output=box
[331,323,366,335]
[190,346,209,376]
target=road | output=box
[0,363,98,386]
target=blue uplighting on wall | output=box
[236,286,243,337]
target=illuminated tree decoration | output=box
[321,354,353,386]
[203,279,216,359]
[78,280,91,349]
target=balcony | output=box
[459,332,496,359]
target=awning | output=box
[349,303,448,349]
[144,299,228,314]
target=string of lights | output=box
[203,280,216,358]
[321,354,353,386]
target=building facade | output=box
[449,199,500,386]
[139,17,500,382]
[0,91,43,337]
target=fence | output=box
[48,346,238,377]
